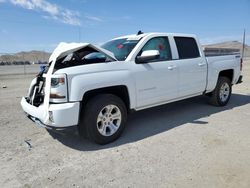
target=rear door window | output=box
[174,37,200,59]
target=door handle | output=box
[198,63,206,67]
[168,65,176,70]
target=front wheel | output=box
[79,94,127,145]
[209,76,232,106]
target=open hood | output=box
[49,42,117,63]
[42,43,117,112]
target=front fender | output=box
[68,70,136,109]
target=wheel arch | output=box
[218,69,234,83]
[206,68,234,94]
[81,85,131,112]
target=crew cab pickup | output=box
[21,32,243,144]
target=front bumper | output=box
[21,97,80,129]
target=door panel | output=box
[178,57,207,97]
[135,60,178,108]
[173,37,207,97]
[134,36,179,108]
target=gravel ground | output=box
[0,60,250,188]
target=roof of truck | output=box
[112,32,197,41]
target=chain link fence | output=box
[0,52,48,75]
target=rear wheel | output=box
[79,94,127,144]
[209,76,232,106]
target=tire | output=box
[79,94,127,145]
[209,76,232,106]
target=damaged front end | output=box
[21,42,116,128]
[26,72,46,107]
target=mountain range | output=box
[0,50,50,63]
[204,41,250,57]
[0,41,249,62]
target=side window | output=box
[174,37,200,59]
[139,37,172,61]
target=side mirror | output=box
[136,50,160,64]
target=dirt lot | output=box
[0,60,250,188]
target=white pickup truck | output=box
[21,32,243,144]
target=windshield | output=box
[101,38,140,61]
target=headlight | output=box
[50,74,68,103]
[51,77,65,87]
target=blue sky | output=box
[0,0,249,53]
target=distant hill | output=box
[204,41,250,57]
[1,41,249,63]
[0,51,51,63]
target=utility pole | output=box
[43,49,45,62]
[242,29,246,60]
[23,53,26,75]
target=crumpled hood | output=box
[49,42,117,62]
[43,42,117,111]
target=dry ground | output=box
[0,60,250,188]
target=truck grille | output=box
[28,76,46,107]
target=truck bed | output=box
[204,47,240,57]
